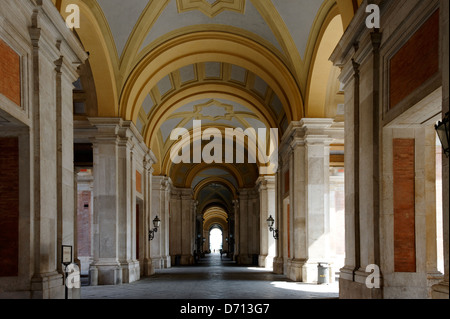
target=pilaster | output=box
[257,175,276,269]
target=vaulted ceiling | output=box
[55,0,358,213]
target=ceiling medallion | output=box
[176,0,246,18]
[193,99,234,121]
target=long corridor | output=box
[80,254,339,300]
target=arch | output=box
[119,32,303,127]
[182,163,252,189]
[305,5,344,118]
[60,0,120,117]
[194,177,238,200]
[161,124,275,178]
[335,0,360,29]
[143,82,279,148]
[203,206,229,232]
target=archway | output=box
[209,227,223,253]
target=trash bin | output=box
[175,255,181,266]
[318,263,329,284]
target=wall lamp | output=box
[149,216,161,241]
[267,215,279,240]
[436,112,449,158]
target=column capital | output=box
[144,150,158,169]
[282,119,335,152]
[256,175,276,192]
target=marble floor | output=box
[80,253,339,300]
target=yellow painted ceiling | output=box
[54,0,357,211]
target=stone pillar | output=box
[236,190,250,264]
[151,176,171,269]
[433,0,449,299]
[117,129,139,284]
[75,169,94,276]
[87,119,152,284]
[284,120,334,283]
[162,178,172,268]
[169,188,194,265]
[143,153,156,276]
[88,119,123,286]
[25,5,87,298]
[232,199,240,261]
[181,189,195,265]
[273,157,284,274]
[258,176,276,268]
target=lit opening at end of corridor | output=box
[210,228,223,253]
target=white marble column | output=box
[258,176,276,268]
[23,3,86,298]
[181,189,195,265]
[273,157,285,274]
[284,120,334,283]
[236,190,249,264]
[143,153,156,276]
[89,120,123,286]
[232,199,240,261]
[169,188,194,265]
[152,176,172,269]
[117,130,139,284]
[433,0,449,299]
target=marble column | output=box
[88,119,123,286]
[236,190,250,264]
[273,157,284,274]
[181,189,195,265]
[143,153,156,276]
[117,130,139,284]
[285,120,334,283]
[232,199,240,261]
[169,188,194,265]
[151,176,172,269]
[26,7,86,297]
[258,176,276,268]
[432,0,450,299]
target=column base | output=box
[164,255,171,268]
[30,271,65,299]
[150,255,171,269]
[120,261,140,284]
[89,262,122,286]
[236,254,254,265]
[181,254,194,265]
[339,276,383,299]
[432,281,449,299]
[273,257,284,274]
[258,254,274,269]
[287,259,317,283]
[143,258,155,276]
[151,256,163,270]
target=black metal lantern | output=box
[266,215,279,240]
[436,112,450,158]
[149,216,161,241]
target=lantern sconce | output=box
[149,216,161,241]
[435,112,449,158]
[267,215,279,240]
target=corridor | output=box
[80,254,339,300]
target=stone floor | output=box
[80,253,339,300]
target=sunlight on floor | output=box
[270,281,339,294]
[246,267,273,272]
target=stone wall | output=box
[331,0,448,299]
[0,0,87,298]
